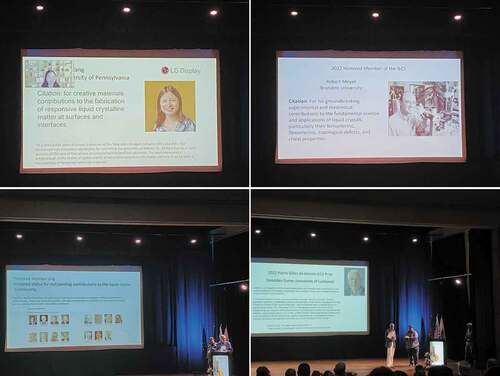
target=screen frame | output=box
[251,257,370,337]
[19,48,223,174]
[4,264,144,352]
[275,50,467,164]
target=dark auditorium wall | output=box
[430,231,496,367]
[251,219,432,361]
[0,1,248,187]
[252,1,500,186]
[0,222,244,376]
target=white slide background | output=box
[21,50,220,173]
[5,265,143,351]
[277,51,464,163]
[252,258,369,336]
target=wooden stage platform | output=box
[251,358,459,376]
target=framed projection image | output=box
[5,265,143,352]
[21,49,221,173]
[276,50,466,164]
[251,258,369,337]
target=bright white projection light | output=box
[362,235,370,242]
[122,6,131,14]
[15,233,24,240]
[371,11,380,19]
[412,237,418,243]
[35,4,44,12]
[254,229,262,235]
[290,10,299,16]
[134,238,142,245]
[240,283,248,291]
[76,235,84,242]
[209,9,218,16]
[310,232,317,238]
[455,279,462,285]
[190,239,198,245]
[453,14,463,21]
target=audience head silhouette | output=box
[298,363,311,376]
[257,366,271,376]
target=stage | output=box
[251,358,459,376]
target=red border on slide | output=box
[275,50,467,164]
[4,265,144,352]
[19,49,222,174]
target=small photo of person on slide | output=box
[145,82,196,132]
[344,268,366,296]
[41,69,60,88]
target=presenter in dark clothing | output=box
[207,336,217,372]
[405,325,420,366]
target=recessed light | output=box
[455,279,462,285]
[310,232,317,238]
[134,238,142,245]
[15,233,23,240]
[290,10,299,17]
[363,236,370,242]
[412,237,418,243]
[254,229,262,235]
[453,14,463,21]
[35,4,44,12]
[190,239,198,244]
[76,235,84,242]
[209,9,218,16]
[240,283,248,291]
[372,11,380,19]
[122,6,131,14]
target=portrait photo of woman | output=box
[41,69,60,88]
[154,86,196,132]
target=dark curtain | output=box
[152,251,215,372]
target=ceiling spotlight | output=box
[363,236,370,242]
[240,283,248,291]
[412,237,418,244]
[35,4,44,12]
[209,9,218,16]
[15,233,24,240]
[453,14,463,21]
[190,239,198,245]
[290,10,299,17]
[76,235,84,242]
[254,229,262,235]
[310,232,317,238]
[371,11,380,19]
[134,238,142,245]
[122,6,131,14]
[455,279,462,285]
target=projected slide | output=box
[252,258,369,336]
[21,49,221,173]
[5,265,143,351]
[276,51,465,164]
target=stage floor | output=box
[251,358,458,376]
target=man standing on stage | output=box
[385,322,397,368]
[216,334,233,354]
[405,325,420,366]
[207,336,218,373]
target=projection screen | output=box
[21,49,221,173]
[276,50,465,164]
[252,258,369,336]
[5,265,143,352]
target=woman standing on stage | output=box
[385,322,397,368]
